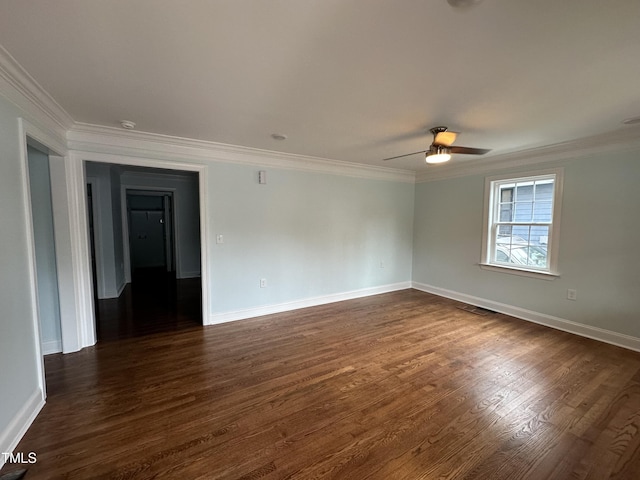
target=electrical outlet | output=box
[567,289,577,301]
[216,234,224,244]
[260,278,267,288]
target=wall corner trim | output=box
[0,388,45,469]
[411,282,640,352]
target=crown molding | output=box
[68,123,416,184]
[415,126,640,183]
[0,45,74,139]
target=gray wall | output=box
[207,163,415,315]
[0,96,44,454]
[412,148,640,338]
[27,145,62,353]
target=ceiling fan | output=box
[383,126,491,164]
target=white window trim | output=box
[480,168,564,279]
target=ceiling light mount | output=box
[120,120,136,130]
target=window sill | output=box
[479,263,560,280]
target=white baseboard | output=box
[412,282,640,352]
[99,286,124,300]
[0,388,44,469]
[41,339,62,355]
[178,271,201,280]
[208,281,411,325]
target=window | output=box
[481,169,563,277]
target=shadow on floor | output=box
[95,267,202,342]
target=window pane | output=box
[492,190,552,268]
[500,187,513,203]
[534,181,554,202]
[530,225,549,245]
[496,250,510,262]
[509,245,530,264]
[498,186,514,222]
[533,201,553,222]
[514,183,533,202]
[526,245,548,268]
[514,201,534,221]
[499,202,513,222]
[495,235,513,264]
[497,224,512,238]
[512,225,530,243]
[494,230,549,269]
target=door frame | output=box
[17,119,69,397]
[68,151,209,348]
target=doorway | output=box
[127,191,175,275]
[26,143,63,355]
[85,163,203,341]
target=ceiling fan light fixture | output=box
[383,126,490,163]
[426,145,451,164]
[426,153,451,164]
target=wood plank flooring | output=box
[95,268,202,341]
[3,289,640,479]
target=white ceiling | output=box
[1,0,639,172]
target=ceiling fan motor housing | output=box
[429,144,451,155]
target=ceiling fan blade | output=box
[434,131,457,146]
[450,146,491,155]
[383,150,427,161]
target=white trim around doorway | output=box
[69,151,209,349]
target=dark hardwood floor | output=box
[95,268,202,341]
[3,289,640,479]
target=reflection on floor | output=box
[95,267,202,342]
